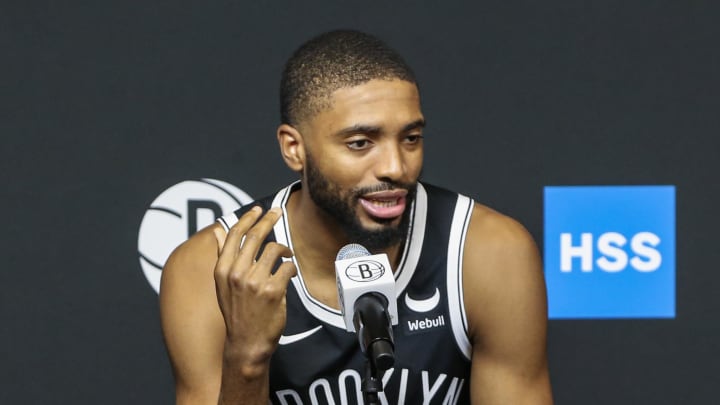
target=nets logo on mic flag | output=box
[345,259,385,282]
[544,185,676,319]
[335,244,399,332]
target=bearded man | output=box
[160,29,553,404]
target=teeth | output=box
[370,198,397,207]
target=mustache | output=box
[352,181,417,197]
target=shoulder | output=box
[160,223,225,326]
[160,222,225,332]
[466,203,538,262]
[462,202,546,340]
[163,223,222,280]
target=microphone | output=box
[335,243,398,371]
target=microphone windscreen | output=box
[336,243,370,261]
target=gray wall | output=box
[3,1,718,404]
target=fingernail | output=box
[271,207,283,215]
[251,205,262,213]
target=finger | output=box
[252,242,293,277]
[272,261,298,286]
[216,206,263,272]
[215,206,263,289]
[236,207,284,264]
[254,261,296,305]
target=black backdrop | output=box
[3,1,719,404]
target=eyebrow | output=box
[332,118,426,138]
[402,118,426,133]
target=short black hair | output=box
[280,29,417,126]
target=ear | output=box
[277,124,305,172]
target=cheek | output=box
[326,155,372,185]
[406,150,424,177]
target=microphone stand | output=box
[353,294,395,405]
[362,355,383,405]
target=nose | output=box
[374,142,406,182]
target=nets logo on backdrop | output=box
[137,179,253,293]
[544,185,675,319]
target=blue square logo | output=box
[544,186,675,319]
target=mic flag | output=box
[335,243,399,332]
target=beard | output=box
[305,153,417,252]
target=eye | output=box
[404,134,424,144]
[346,138,372,150]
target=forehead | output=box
[303,79,423,135]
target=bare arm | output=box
[160,224,226,404]
[463,205,553,405]
[159,207,296,404]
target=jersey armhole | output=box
[446,194,474,361]
[217,213,238,233]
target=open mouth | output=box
[358,190,408,219]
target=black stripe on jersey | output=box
[394,198,416,279]
[217,216,230,232]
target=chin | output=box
[361,222,398,234]
[344,215,407,252]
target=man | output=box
[160,30,552,404]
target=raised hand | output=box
[212,206,297,376]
